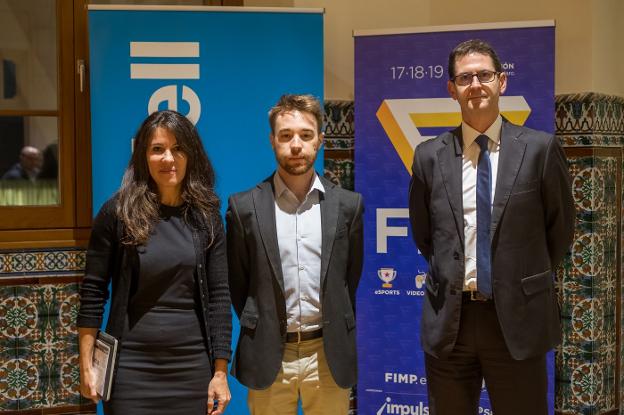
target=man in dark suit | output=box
[2,146,42,181]
[226,94,363,415]
[408,39,575,414]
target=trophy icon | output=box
[415,271,426,289]
[378,267,397,288]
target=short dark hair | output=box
[448,39,503,79]
[268,94,323,134]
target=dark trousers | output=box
[425,298,547,415]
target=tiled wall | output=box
[323,100,355,191]
[0,249,95,413]
[555,93,624,415]
[557,148,620,414]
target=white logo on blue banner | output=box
[88,6,323,415]
[355,21,555,415]
[129,41,202,123]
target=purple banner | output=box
[354,24,555,415]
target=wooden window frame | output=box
[0,0,92,248]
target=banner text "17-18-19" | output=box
[390,65,444,80]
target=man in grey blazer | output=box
[409,40,575,414]
[226,94,363,415]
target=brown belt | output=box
[462,291,492,302]
[286,328,323,343]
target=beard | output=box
[277,154,316,176]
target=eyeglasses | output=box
[451,70,500,86]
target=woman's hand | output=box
[207,359,231,414]
[80,365,100,403]
[78,327,100,403]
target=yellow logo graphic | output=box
[376,96,531,174]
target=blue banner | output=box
[354,23,555,415]
[88,6,323,415]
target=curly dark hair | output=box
[116,110,220,246]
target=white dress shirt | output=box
[274,172,324,333]
[462,115,502,291]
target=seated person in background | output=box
[2,146,42,181]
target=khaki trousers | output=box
[247,337,350,415]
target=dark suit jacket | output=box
[408,119,575,360]
[2,163,29,180]
[226,174,364,389]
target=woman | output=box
[78,110,232,415]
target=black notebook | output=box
[92,331,118,401]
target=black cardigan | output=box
[77,197,232,364]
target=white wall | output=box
[246,0,624,99]
[0,0,57,111]
[592,0,624,97]
[428,0,592,96]
[295,0,430,100]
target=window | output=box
[0,0,90,243]
[0,2,59,206]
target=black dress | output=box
[104,205,211,414]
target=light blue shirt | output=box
[274,172,324,333]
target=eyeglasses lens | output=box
[455,71,497,86]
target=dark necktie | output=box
[475,134,492,298]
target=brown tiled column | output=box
[555,93,624,415]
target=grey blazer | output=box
[409,119,575,360]
[226,174,364,389]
